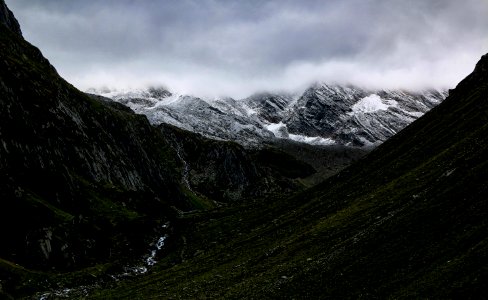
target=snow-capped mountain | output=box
[283,84,447,146]
[87,84,447,147]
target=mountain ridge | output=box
[0,19,192,274]
[0,6,328,297]
[90,84,447,147]
[88,51,488,299]
[0,0,21,36]
[1,0,487,298]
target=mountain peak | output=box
[0,0,22,37]
[466,53,488,84]
[452,53,488,95]
[474,53,488,78]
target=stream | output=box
[37,222,171,299]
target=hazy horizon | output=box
[6,0,488,98]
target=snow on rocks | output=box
[87,84,447,147]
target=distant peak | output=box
[0,0,22,37]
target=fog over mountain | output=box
[6,0,488,98]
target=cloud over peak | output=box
[6,0,488,98]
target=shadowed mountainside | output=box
[0,2,196,273]
[158,124,315,204]
[90,54,488,298]
[0,0,21,36]
[2,1,487,298]
[0,4,326,297]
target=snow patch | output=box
[350,94,398,114]
[242,104,258,116]
[266,122,335,145]
[266,122,287,138]
[154,94,182,106]
[288,134,336,146]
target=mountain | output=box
[0,0,21,36]
[86,94,318,205]
[2,1,486,298]
[90,85,447,147]
[284,84,446,146]
[157,123,316,204]
[0,1,194,274]
[88,52,488,299]
[0,4,325,297]
[88,88,277,146]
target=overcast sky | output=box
[6,0,488,98]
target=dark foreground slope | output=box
[0,0,195,280]
[91,55,488,299]
[0,0,21,36]
[0,4,323,297]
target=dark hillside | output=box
[2,0,487,298]
[0,3,321,297]
[91,54,488,299]
[159,124,315,204]
[0,0,21,36]
[0,0,192,276]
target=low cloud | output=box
[6,0,488,98]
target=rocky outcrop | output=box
[284,84,447,146]
[0,0,21,36]
[93,84,446,147]
[453,53,488,94]
[0,10,190,271]
[159,124,315,204]
[245,93,295,123]
[0,3,315,276]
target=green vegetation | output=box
[159,123,316,204]
[1,19,188,284]
[253,147,316,179]
[2,2,488,298]
[23,192,75,223]
[88,55,488,298]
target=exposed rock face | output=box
[0,4,315,275]
[245,93,295,124]
[0,13,190,270]
[92,84,446,147]
[90,53,488,299]
[0,0,22,36]
[159,124,315,204]
[284,84,447,146]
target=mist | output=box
[6,0,488,98]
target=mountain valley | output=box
[1,1,487,298]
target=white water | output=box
[146,236,167,266]
[36,222,171,299]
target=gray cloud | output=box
[6,0,488,98]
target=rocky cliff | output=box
[159,124,315,204]
[0,3,317,282]
[91,52,488,300]
[93,84,446,147]
[0,8,192,272]
[0,0,21,36]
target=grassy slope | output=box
[159,123,316,205]
[90,55,488,299]
[0,18,318,298]
[0,20,204,297]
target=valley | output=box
[1,1,487,299]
